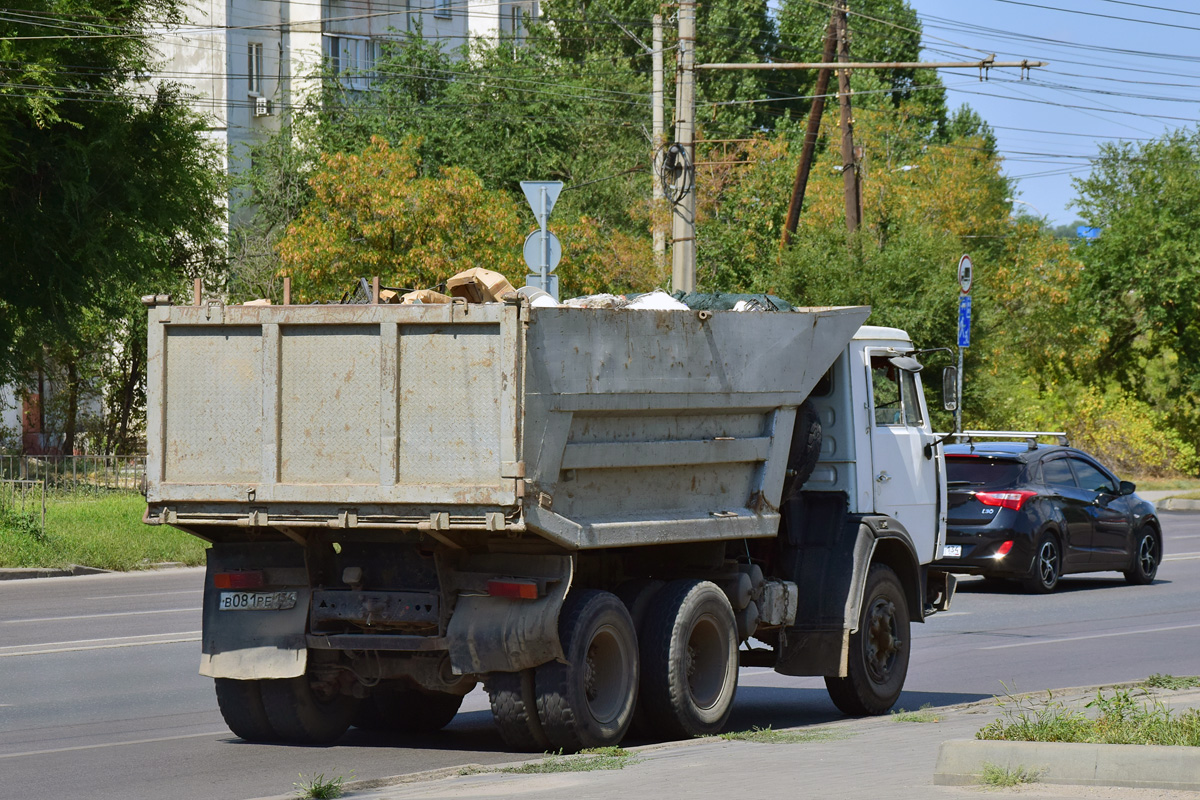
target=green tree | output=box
[276,137,527,300]
[1073,129,1200,396]
[0,0,226,394]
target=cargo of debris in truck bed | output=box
[143,298,869,550]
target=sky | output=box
[904,0,1199,228]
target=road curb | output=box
[1158,497,1200,511]
[933,739,1200,790]
[0,564,112,580]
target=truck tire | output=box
[787,400,823,489]
[616,578,665,738]
[534,590,639,752]
[214,678,276,742]
[615,578,665,633]
[825,564,910,716]
[487,670,552,752]
[638,580,739,739]
[353,684,463,733]
[260,674,358,744]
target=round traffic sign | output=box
[958,254,974,294]
[523,230,562,273]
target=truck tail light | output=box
[975,490,1036,511]
[214,571,265,589]
[487,579,539,600]
[994,540,1014,558]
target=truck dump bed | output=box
[145,299,869,549]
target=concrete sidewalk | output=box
[261,684,1200,800]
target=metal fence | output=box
[0,455,146,494]
[0,478,46,534]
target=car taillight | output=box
[995,540,1014,557]
[213,571,265,589]
[975,490,1036,511]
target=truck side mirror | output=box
[942,366,958,412]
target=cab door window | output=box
[1042,457,1076,487]
[871,356,923,427]
[1069,458,1116,494]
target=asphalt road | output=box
[2,512,1198,800]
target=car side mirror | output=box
[1120,480,1136,496]
[942,366,958,412]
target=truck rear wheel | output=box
[353,684,463,733]
[534,590,639,752]
[260,673,359,744]
[214,678,276,742]
[638,580,739,739]
[824,563,910,716]
[487,670,552,752]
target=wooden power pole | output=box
[668,2,1046,288]
[781,13,838,248]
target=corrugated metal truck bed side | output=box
[145,299,869,549]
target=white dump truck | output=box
[142,293,956,751]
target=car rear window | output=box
[946,457,1024,488]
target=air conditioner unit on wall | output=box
[253,96,273,117]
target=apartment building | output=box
[152,0,480,219]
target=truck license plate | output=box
[218,591,298,611]
[941,545,962,558]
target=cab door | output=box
[867,353,941,561]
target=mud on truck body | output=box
[143,294,955,751]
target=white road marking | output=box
[0,731,227,760]
[980,622,1200,650]
[0,636,201,658]
[1164,552,1200,561]
[933,611,971,617]
[0,631,201,652]
[3,608,197,624]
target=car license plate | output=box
[941,545,962,558]
[218,591,298,611]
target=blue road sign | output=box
[958,294,972,348]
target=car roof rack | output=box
[952,430,1069,450]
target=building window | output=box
[434,0,450,19]
[326,36,374,90]
[248,42,264,94]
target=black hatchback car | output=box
[932,440,1161,593]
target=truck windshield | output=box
[946,457,1023,488]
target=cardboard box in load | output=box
[400,289,452,304]
[445,268,515,303]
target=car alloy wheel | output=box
[1024,534,1061,594]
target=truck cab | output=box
[806,325,947,563]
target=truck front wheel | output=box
[260,673,359,744]
[825,563,910,716]
[214,678,276,742]
[638,580,739,739]
[535,590,639,752]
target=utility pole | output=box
[782,11,837,248]
[653,14,666,272]
[685,8,1045,266]
[671,0,696,294]
[836,0,861,233]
